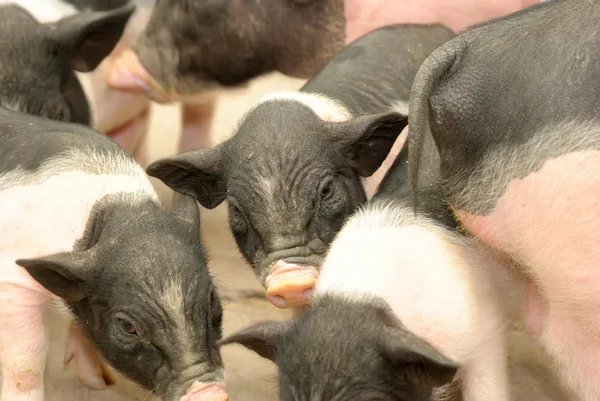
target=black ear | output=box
[380,326,459,387]
[374,303,458,387]
[146,147,226,209]
[171,192,201,233]
[334,111,408,177]
[15,250,95,302]
[50,2,136,72]
[217,320,292,362]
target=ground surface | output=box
[42,72,307,401]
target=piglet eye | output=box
[118,319,138,336]
[320,181,333,199]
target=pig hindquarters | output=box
[408,1,600,399]
[145,23,455,310]
[218,201,525,401]
[0,109,226,401]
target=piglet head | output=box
[0,2,135,125]
[16,193,227,401]
[146,100,407,309]
[219,295,458,401]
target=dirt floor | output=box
[41,72,307,401]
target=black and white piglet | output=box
[0,108,227,401]
[146,23,455,309]
[0,1,134,125]
[219,200,525,401]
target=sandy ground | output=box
[39,72,307,401]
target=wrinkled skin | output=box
[18,195,226,401]
[218,296,458,401]
[105,0,542,176]
[0,2,134,125]
[145,101,407,308]
[0,107,227,401]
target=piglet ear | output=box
[333,111,408,177]
[49,2,136,72]
[146,147,227,209]
[171,192,201,233]
[375,304,458,387]
[217,320,292,362]
[379,322,458,387]
[16,250,96,302]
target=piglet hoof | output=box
[64,321,116,390]
[180,381,228,401]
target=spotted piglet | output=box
[0,108,227,401]
[219,201,525,401]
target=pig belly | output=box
[455,150,600,401]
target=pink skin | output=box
[106,49,218,154]
[265,261,319,309]
[78,8,153,165]
[180,381,228,401]
[63,322,116,391]
[345,0,543,43]
[454,150,600,400]
[0,279,49,401]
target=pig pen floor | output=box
[38,73,307,401]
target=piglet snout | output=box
[265,260,318,309]
[180,381,228,401]
[107,49,171,104]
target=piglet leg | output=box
[64,321,116,390]
[0,285,48,401]
[179,100,217,153]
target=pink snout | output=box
[106,48,172,104]
[265,261,319,309]
[180,381,228,401]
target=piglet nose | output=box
[265,261,318,309]
[106,49,171,104]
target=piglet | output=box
[0,1,145,391]
[0,2,134,125]
[145,23,455,310]
[5,0,154,164]
[219,200,525,401]
[0,107,226,401]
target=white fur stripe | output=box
[258,91,353,122]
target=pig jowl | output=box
[0,109,227,401]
